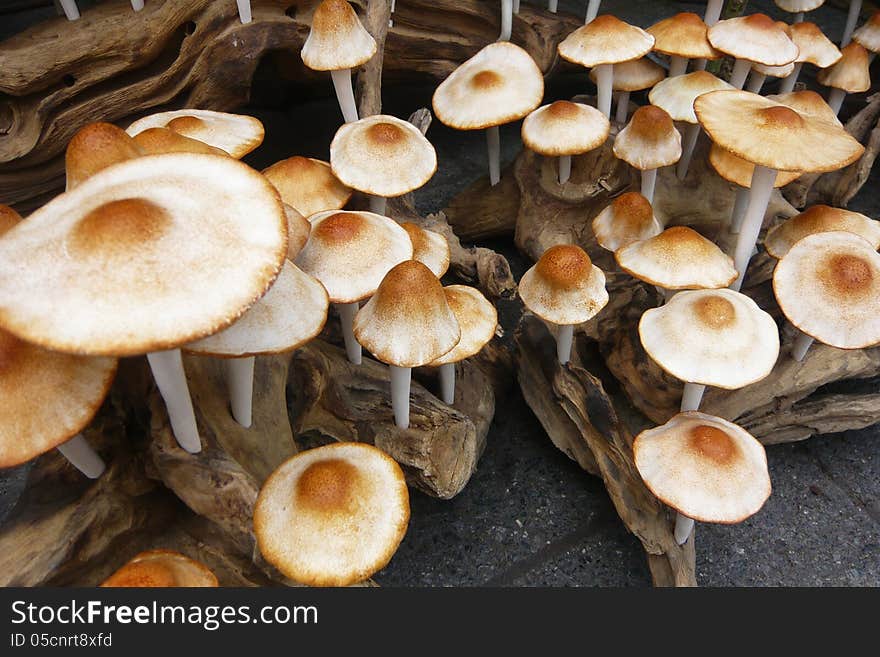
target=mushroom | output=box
[521,101,610,184]
[400,222,451,278]
[295,210,412,365]
[590,58,665,124]
[778,22,842,93]
[773,231,880,361]
[518,245,609,365]
[633,411,771,545]
[639,288,780,412]
[353,260,460,429]
[301,0,377,123]
[746,60,796,94]
[236,0,252,24]
[766,89,844,126]
[557,15,654,118]
[647,12,721,78]
[817,42,871,115]
[254,442,410,586]
[694,89,864,290]
[707,14,799,89]
[592,192,663,252]
[65,122,144,191]
[585,1,601,23]
[101,550,218,587]
[648,70,733,180]
[612,105,681,202]
[59,0,79,20]
[852,11,880,60]
[186,261,328,428]
[0,153,289,455]
[330,114,437,215]
[283,204,312,261]
[126,109,265,158]
[765,205,880,260]
[842,0,864,46]
[774,0,826,24]
[131,127,231,157]
[262,156,353,218]
[432,42,544,186]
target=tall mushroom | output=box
[707,14,799,89]
[612,105,681,202]
[126,109,265,158]
[101,550,218,587]
[647,12,721,78]
[817,42,871,115]
[592,192,663,252]
[590,58,665,124]
[774,0,826,24]
[301,0,377,123]
[262,156,353,218]
[778,22,842,93]
[433,42,544,186]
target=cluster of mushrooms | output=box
[2,0,879,586]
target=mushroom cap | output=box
[263,156,352,217]
[648,70,734,124]
[0,153,288,356]
[294,210,412,304]
[633,411,771,524]
[817,42,872,93]
[765,205,880,259]
[787,22,842,67]
[430,285,498,366]
[521,101,611,156]
[613,105,682,170]
[694,90,864,173]
[300,0,377,71]
[518,245,609,326]
[0,204,22,234]
[185,261,328,358]
[615,226,737,290]
[647,12,720,60]
[592,192,663,252]
[558,15,654,68]
[766,90,843,127]
[126,109,264,159]
[432,42,545,130]
[353,260,461,367]
[707,13,799,66]
[401,222,450,278]
[639,288,780,389]
[132,127,230,157]
[65,122,143,191]
[284,204,311,260]
[330,114,437,197]
[853,11,880,53]
[708,144,801,188]
[254,442,409,587]
[590,57,664,92]
[752,61,796,78]
[773,231,880,349]
[774,0,825,11]
[101,550,218,587]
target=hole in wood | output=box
[0,101,14,136]
[285,6,297,19]
[184,21,196,35]
[62,74,76,87]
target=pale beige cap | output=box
[708,13,799,66]
[521,101,610,156]
[284,204,311,261]
[590,58,664,92]
[263,156,352,217]
[708,144,801,189]
[558,15,654,68]
[775,0,825,11]
[853,11,880,53]
[300,0,377,71]
[648,70,734,124]
[765,205,880,259]
[788,22,842,68]
[817,43,872,93]
[613,105,682,170]
[647,12,721,60]
[126,109,264,159]
[592,192,663,252]
[401,222,450,278]
[101,550,218,587]
[766,90,843,127]
[430,285,498,366]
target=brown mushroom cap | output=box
[817,43,872,93]
[612,105,682,170]
[694,90,864,173]
[558,15,654,68]
[263,156,352,217]
[773,231,880,349]
[254,442,409,587]
[126,110,264,159]
[330,115,437,197]
[521,101,611,156]
[294,210,412,304]
[101,550,218,587]
[708,144,801,189]
[132,127,230,157]
[353,260,461,367]
[853,11,880,53]
[648,70,734,124]
[65,122,143,191]
[0,204,22,234]
[401,222,450,278]
[647,12,721,60]
[633,411,771,524]
[639,288,780,389]
[300,0,377,71]
[592,192,663,252]
[0,153,288,356]
[590,57,665,92]
[430,285,498,366]
[518,245,609,326]
[284,204,311,260]
[707,13,799,66]
[787,22,842,68]
[765,205,880,259]
[765,90,842,127]
[432,42,545,130]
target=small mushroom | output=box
[634,411,771,545]
[775,0,826,24]
[842,0,864,46]
[236,0,252,24]
[764,204,880,259]
[612,105,681,202]
[126,109,264,158]
[262,156,353,218]
[647,12,721,78]
[101,550,218,587]
[400,222,451,278]
[590,58,665,124]
[707,14,799,89]
[852,11,880,59]
[817,42,871,115]
[65,122,144,191]
[518,245,609,365]
[778,21,842,93]
[592,192,663,252]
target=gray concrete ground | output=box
[0,0,878,586]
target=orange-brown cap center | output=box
[613,192,653,229]
[402,222,428,253]
[366,121,406,147]
[630,105,674,139]
[313,212,364,243]
[374,259,444,307]
[313,0,357,31]
[547,100,579,119]
[693,295,736,329]
[471,70,503,90]
[688,424,738,464]
[166,115,207,135]
[0,329,24,374]
[102,562,177,587]
[535,245,593,289]
[295,458,358,514]
[758,105,805,130]
[744,13,777,30]
[69,198,171,257]
[822,253,873,296]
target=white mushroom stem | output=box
[704,0,723,27]
[731,164,777,291]
[794,12,805,24]
[594,64,614,118]
[680,383,707,412]
[693,58,709,72]
[500,0,513,41]
[558,155,572,184]
[330,68,360,123]
[227,356,255,428]
[778,62,804,94]
[369,195,388,215]
[729,186,750,234]
[439,362,456,405]
[668,55,689,78]
[827,88,847,115]
[59,0,79,20]
[729,58,753,89]
[390,365,412,428]
[548,0,558,13]
[56,433,105,479]
[746,71,767,94]
[336,302,362,365]
[131,0,145,10]
[146,349,202,453]
[842,0,863,46]
[676,123,701,180]
[585,0,601,23]
[674,513,695,545]
[615,91,631,124]
[556,324,575,365]
[236,0,252,24]
[513,0,520,13]
[641,168,658,203]
[791,331,815,362]
[487,126,501,186]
